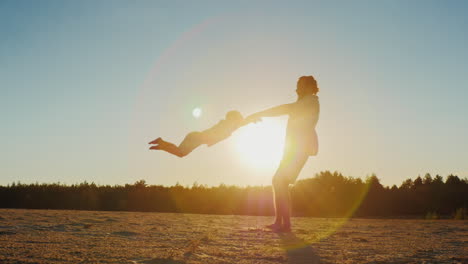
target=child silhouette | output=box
[149,110,253,157]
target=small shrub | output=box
[454,208,467,220]
[425,211,439,220]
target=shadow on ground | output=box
[137,258,185,264]
[278,232,320,264]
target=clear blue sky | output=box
[1,0,467,187]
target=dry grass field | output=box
[0,209,466,263]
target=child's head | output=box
[225,110,243,123]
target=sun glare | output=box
[234,119,286,170]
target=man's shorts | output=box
[275,146,309,184]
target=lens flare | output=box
[192,107,202,118]
[283,176,372,250]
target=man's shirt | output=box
[285,94,320,156]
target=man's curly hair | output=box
[298,76,319,94]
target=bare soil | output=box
[0,209,466,263]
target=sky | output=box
[1,0,467,187]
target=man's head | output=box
[296,75,319,97]
[226,110,243,122]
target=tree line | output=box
[0,171,467,219]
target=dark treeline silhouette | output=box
[1,171,467,218]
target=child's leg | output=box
[177,132,204,157]
[150,139,185,157]
[149,132,203,158]
[148,137,162,145]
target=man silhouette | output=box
[246,76,320,232]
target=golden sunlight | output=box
[234,119,286,170]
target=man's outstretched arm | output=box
[245,103,293,123]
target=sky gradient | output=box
[1,0,468,187]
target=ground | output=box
[0,209,466,263]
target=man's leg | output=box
[269,152,308,231]
[271,172,288,229]
[281,153,308,229]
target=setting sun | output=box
[233,119,286,170]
